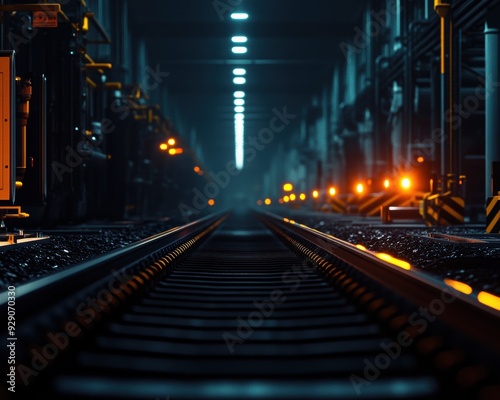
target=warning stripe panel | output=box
[422,195,465,226]
[329,197,346,214]
[359,193,414,216]
[486,197,500,233]
[486,197,500,216]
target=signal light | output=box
[312,190,319,199]
[356,183,364,194]
[401,178,411,189]
[328,187,336,196]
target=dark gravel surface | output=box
[284,210,500,295]
[0,219,181,291]
[2,209,499,296]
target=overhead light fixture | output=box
[233,77,246,85]
[235,113,245,120]
[235,120,244,170]
[234,106,245,113]
[232,46,247,54]
[234,91,245,98]
[231,12,249,20]
[233,68,246,75]
[234,99,245,106]
[231,36,248,43]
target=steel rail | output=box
[1,210,229,382]
[258,210,500,357]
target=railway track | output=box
[2,209,500,399]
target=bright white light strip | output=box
[234,99,245,106]
[231,13,249,20]
[233,68,246,75]
[234,91,245,98]
[235,121,244,170]
[235,106,245,113]
[232,46,247,54]
[235,113,245,121]
[231,36,248,43]
[233,77,246,85]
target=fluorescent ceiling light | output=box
[235,113,245,120]
[231,36,248,43]
[234,99,245,106]
[235,106,245,113]
[232,46,247,54]
[235,124,244,170]
[233,77,246,85]
[234,91,245,98]
[233,68,246,75]
[231,13,249,20]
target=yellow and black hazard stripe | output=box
[420,193,465,226]
[358,193,415,217]
[486,196,500,233]
[329,196,346,214]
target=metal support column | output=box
[435,0,453,188]
[485,7,500,199]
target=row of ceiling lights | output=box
[230,12,248,170]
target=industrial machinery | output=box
[0,0,205,232]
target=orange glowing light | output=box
[168,148,184,155]
[299,193,306,201]
[356,183,364,194]
[289,194,296,201]
[279,198,284,204]
[167,138,176,146]
[283,196,290,203]
[208,199,215,206]
[329,187,336,196]
[477,291,500,311]
[376,253,411,270]
[159,143,168,151]
[356,244,368,251]
[444,279,473,295]
[383,179,390,189]
[256,200,263,206]
[264,198,272,205]
[417,156,425,163]
[283,183,293,192]
[312,190,319,199]
[401,178,411,189]
[194,166,201,173]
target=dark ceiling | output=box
[127,0,367,189]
